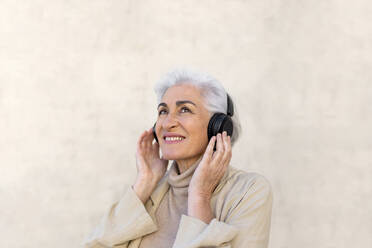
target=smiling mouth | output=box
[163,137,185,144]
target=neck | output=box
[175,154,203,174]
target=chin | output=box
[161,149,189,161]
[161,153,185,161]
[161,147,204,162]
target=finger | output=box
[224,135,232,169]
[222,131,230,163]
[145,129,154,147]
[139,132,149,153]
[203,136,216,161]
[137,130,147,150]
[137,130,146,145]
[150,127,156,141]
[214,133,224,160]
[228,135,232,156]
[144,128,155,147]
[140,130,148,149]
[143,128,152,142]
[218,133,225,152]
[151,141,160,155]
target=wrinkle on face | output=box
[156,83,211,172]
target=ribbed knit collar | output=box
[167,156,203,189]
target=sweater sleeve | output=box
[82,184,158,248]
[172,175,273,248]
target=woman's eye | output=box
[181,107,190,113]
[158,107,191,116]
[158,109,167,115]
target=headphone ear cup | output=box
[208,113,224,152]
[152,122,159,143]
[208,113,234,151]
[223,116,234,137]
[208,113,221,141]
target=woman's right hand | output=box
[132,127,169,204]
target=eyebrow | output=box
[157,100,196,109]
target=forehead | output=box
[161,83,202,103]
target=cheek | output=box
[187,122,206,135]
[189,125,209,144]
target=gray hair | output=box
[153,67,242,147]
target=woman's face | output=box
[155,83,211,162]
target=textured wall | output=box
[1,0,371,247]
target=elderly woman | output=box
[83,68,273,248]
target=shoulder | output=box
[214,165,273,205]
[211,166,273,221]
[224,166,272,192]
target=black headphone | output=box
[152,93,234,151]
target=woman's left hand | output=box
[188,131,232,202]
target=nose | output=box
[162,112,179,130]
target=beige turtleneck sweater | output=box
[83,156,273,248]
[138,157,202,248]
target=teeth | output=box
[165,136,184,141]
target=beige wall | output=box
[1,0,371,247]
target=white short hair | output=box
[154,67,242,147]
